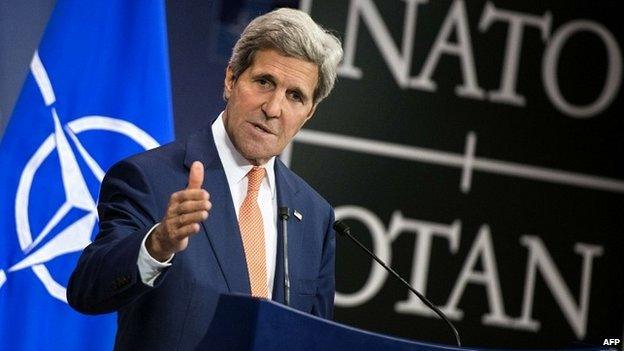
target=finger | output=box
[172,211,209,229]
[187,161,204,190]
[174,199,212,215]
[164,222,202,240]
[169,220,206,238]
[175,223,202,237]
[170,189,209,204]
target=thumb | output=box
[187,161,204,189]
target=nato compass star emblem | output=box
[0,51,160,302]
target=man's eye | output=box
[289,92,302,102]
[257,79,269,86]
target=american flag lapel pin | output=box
[293,210,303,221]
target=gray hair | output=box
[227,8,343,104]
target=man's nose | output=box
[261,91,283,118]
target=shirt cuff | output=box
[137,223,174,287]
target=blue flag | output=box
[0,1,174,349]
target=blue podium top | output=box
[199,294,610,351]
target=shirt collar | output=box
[212,112,276,197]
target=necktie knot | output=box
[247,166,265,192]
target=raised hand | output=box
[147,161,212,262]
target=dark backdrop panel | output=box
[168,0,622,348]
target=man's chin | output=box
[238,149,275,166]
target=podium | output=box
[197,295,436,351]
[200,294,462,351]
[200,294,609,351]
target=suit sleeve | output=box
[313,206,336,319]
[67,159,170,314]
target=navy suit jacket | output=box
[67,125,336,350]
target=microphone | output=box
[278,207,290,307]
[333,220,462,347]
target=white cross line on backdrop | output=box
[281,129,624,195]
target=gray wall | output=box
[0,0,55,138]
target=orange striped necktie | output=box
[238,166,268,298]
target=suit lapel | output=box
[184,127,250,294]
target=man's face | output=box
[223,49,318,165]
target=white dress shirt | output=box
[137,113,278,297]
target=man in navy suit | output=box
[67,8,343,350]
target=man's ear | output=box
[224,65,235,100]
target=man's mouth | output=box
[251,122,274,135]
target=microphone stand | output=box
[333,220,462,347]
[279,207,290,307]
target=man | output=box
[67,8,343,350]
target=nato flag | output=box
[0,1,174,349]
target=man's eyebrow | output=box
[252,73,276,83]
